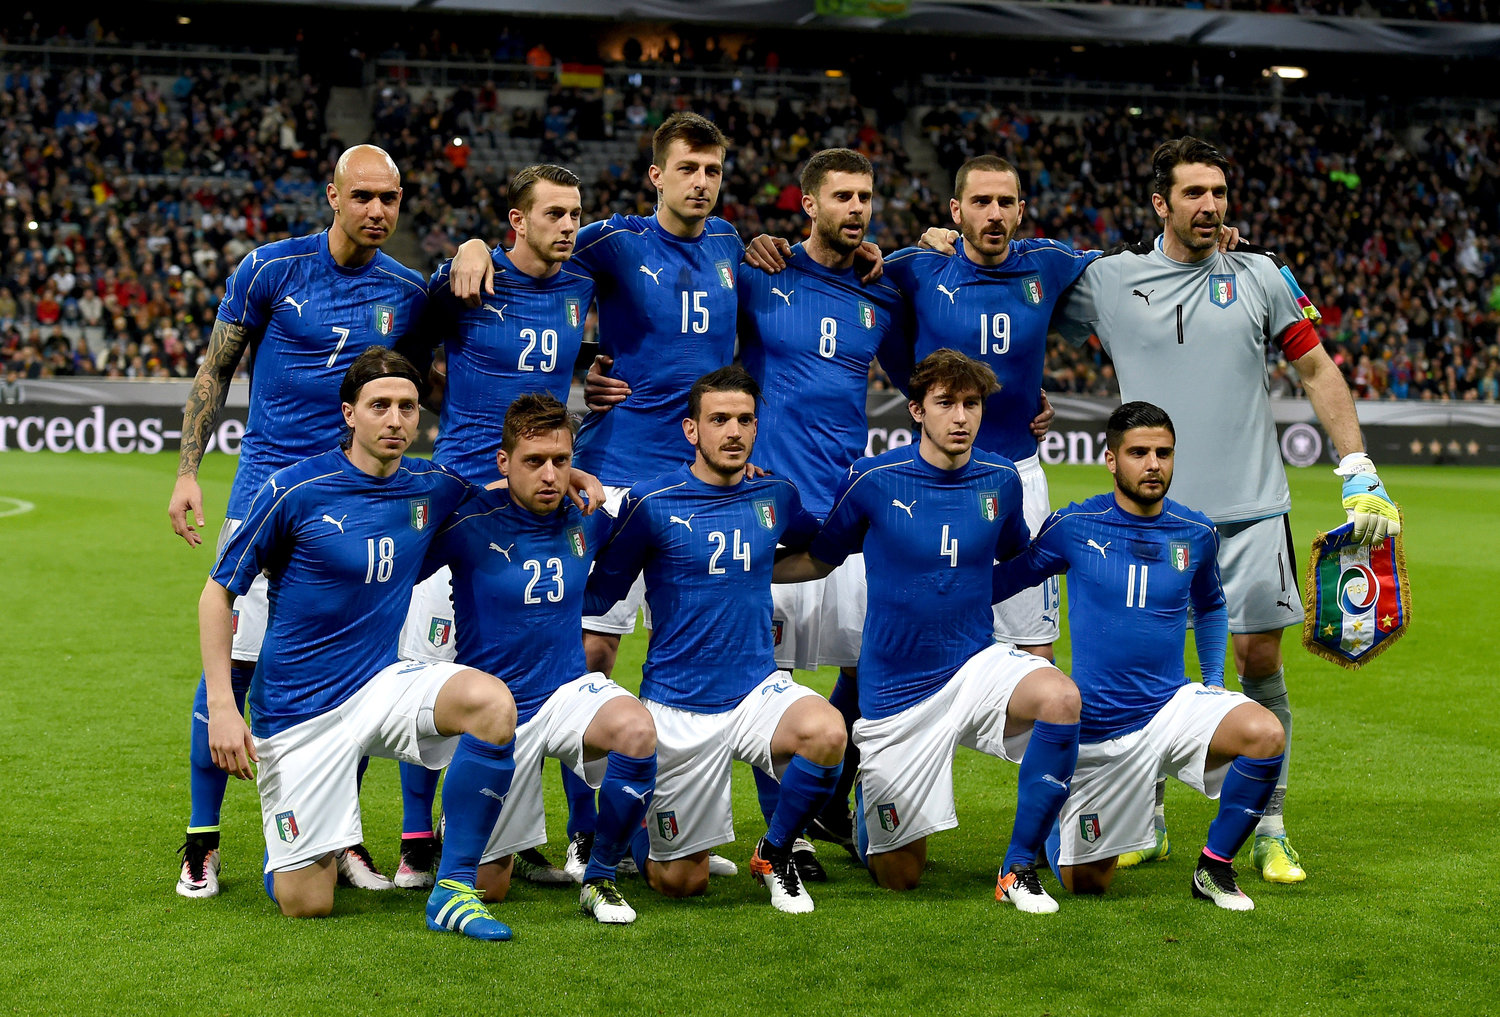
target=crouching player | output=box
[421,394,658,924]
[993,402,1285,910]
[584,367,848,914]
[775,350,1081,913]
[201,348,521,939]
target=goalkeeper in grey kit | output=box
[1052,136,1400,883]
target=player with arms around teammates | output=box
[1052,138,1400,881]
[584,367,848,914]
[775,351,1081,913]
[392,164,597,887]
[419,394,658,925]
[736,147,909,854]
[167,146,489,898]
[202,348,521,941]
[880,155,1098,662]
[993,402,1286,910]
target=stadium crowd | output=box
[4,29,1500,402]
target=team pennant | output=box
[1301,522,1410,669]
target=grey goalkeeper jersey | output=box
[1055,236,1321,524]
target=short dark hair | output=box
[652,112,729,168]
[800,148,873,198]
[501,392,574,453]
[339,346,422,406]
[508,164,581,214]
[1150,136,1231,204]
[1106,400,1176,453]
[908,349,1000,405]
[954,155,1020,202]
[687,365,760,419]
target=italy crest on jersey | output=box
[568,525,587,558]
[374,303,396,335]
[1079,813,1101,843]
[978,491,1000,521]
[878,802,900,833]
[754,498,776,530]
[428,617,453,648]
[657,811,679,841]
[858,301,876,329]
[1209,274,1237,308]
[410,498,430,531]
[1022,275,1043,306]
[565,297,582,329]
[715,260,735,290]
[1169,540,1190,572]
[276,810,299,843]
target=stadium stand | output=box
[3,14,1498,400]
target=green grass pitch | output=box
[1,453,1496,1016]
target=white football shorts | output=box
[643,673,820,862]
[399,566,458,664]
[771,552,865,671]
[257,659,470,873]
[856,643,1053,855]
[219,517,268,662]
[992,454,1061,647]
[1057,683,1249,867]
[480,673,635,863]
[582,486,649,636]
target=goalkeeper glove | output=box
[1335,452,1400,545]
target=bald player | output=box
[168,145,493,898]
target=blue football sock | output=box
[562,761,598,840]
[826,671,861,813]
[263,849,277,904]
[187,666,252,831]
[1205,753,1283,861]
[628,823,651,877]
[398,762,442,837]
[1044,818,1062,875]
[434,734,515,887]
[584,752,657,883]
[853,781,869,867]
[752,764,781,826]
[1002,720,1080,873]
[766,755,842,851]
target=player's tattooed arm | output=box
[169,318,252,547]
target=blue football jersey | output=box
[992,494,1226,742]
[422,488,615,724]
[570,214,745,487]
[211,450,469,737]
[882,239,1097,461]
[584,468,820,712]
[738,244,910,518]
[216,231,429,518]
[810,447,1029,720]
[427,247,596,483]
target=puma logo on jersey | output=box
[321,514,347,533]
[639,265,663,284]
[669,514,695,532]
[1087,539,1111,558]
[268,478,283,496]
[620,785,651,803]
[771,287,794,306]
[891,499,915,518]
[489,542,515,561]
[249,251,261,267]
[480,302,507,321]
[1276,598,1294,611]
[282,295,309,316]
[1132,288,1155,305]
[937,284,961,303]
